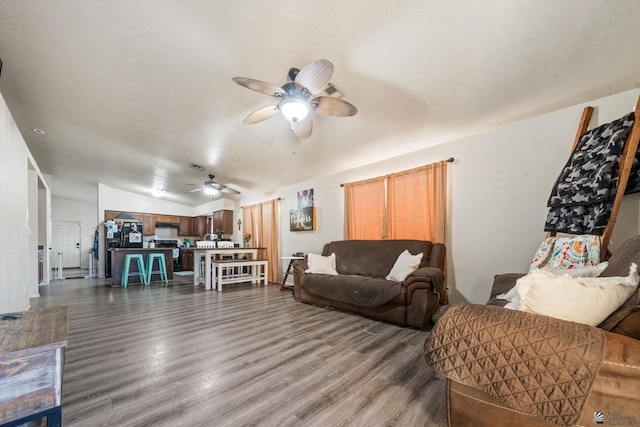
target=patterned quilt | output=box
[424,303,605,426]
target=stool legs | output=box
[146,253,168,285]
[122,254,146,287]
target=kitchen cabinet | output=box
[181,249,194,271]
[155,214,179,224]
[212,210,233,235]
[142,214,156,236]
[196,216,208,237]
[178,216,195,236]
[104,210,119,221]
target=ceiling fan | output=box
[188,174,241,195]
[232,59,357,139]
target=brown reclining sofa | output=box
[293,239,446,328]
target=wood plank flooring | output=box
[31,275,447,427]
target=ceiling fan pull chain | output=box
[291,120,297,154]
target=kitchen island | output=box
[108,248,174,286]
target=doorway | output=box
[51,221,81,269]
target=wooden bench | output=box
[212,258,268,291]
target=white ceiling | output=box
[1,1,640,206]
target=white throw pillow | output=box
[386,250,423,282]
[305,253,338,275]
[540,262,609,278]
[502,263,639,326]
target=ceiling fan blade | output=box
[311,96,358,117]
[243,105,279,124]
[188,187,203,193]
[293,116,313,139]
[221,187,241,195]
[209,182,226,191]
[232,77,286,97]
[295,59,334,96]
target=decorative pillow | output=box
[386,250,423,282]
[541,261,608,277]
[502,264,639,326]
[529,235,601,272]
[305,253,338,275]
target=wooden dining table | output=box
[193,247,261,290]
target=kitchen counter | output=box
[109,248,174,286]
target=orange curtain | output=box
[343,160,447,243]
[242,199,280,283]
[388,161,447,243]
[344,176,387,240]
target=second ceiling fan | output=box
[189,174,240,195]
[232,59,357,139]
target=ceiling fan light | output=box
[280,99,309,122]
[204,186,219,196]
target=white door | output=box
[51,221,81,268]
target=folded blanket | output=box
[545,112,635,235]
[424,303,605,426]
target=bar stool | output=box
[146,253,168,285]
[122,254,146,287]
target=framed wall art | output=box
[297,188,314,209]
[290,207,315,231]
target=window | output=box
[344,161,447,243]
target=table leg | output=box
[193,254,200,287]
[205,252,212,290]
[216,263,222,291]
[280,259,295,291]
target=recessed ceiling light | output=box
[152,188,167,198]
[32,128,45,134]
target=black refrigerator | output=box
[121,221,143,248]
[104,221,143,278]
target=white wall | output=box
[27,169,40,297]
[0,92,49,312]
[241,87,640,304]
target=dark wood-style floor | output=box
[32,274,447,427]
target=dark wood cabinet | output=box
[142,214,156,235]
[212,210,234,235]
[155,214,179,224]
[178,216,195,236]
[196,216,208,237]
[104,210,119,221]
[103,211,226,237]
[181,249,194,271]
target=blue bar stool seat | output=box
[146,253,168,285]
[122,254,147,287]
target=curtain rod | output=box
[241,197,282,209]
[339,157,454,187]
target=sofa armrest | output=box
[292,260,308,273]
[404,267,445,298]
[487,273,525,305]
[292,260,308,300]
[425,303,607,426]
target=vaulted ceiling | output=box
[1,1,640,205]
